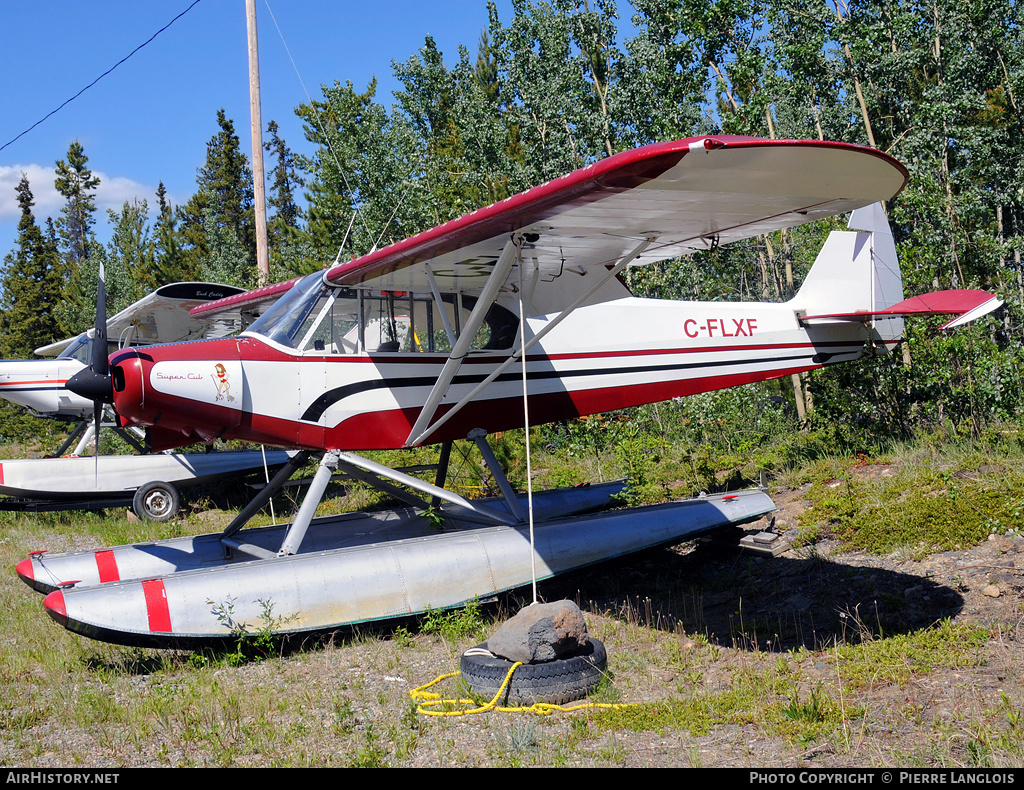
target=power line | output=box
[0,0,204,154]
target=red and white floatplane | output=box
[18,136,1001,646]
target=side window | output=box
[364,292,518,353]
[456,296,518,351]
[296,290,362,354]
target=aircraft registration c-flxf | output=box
[32,135,1001,646]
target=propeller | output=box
[65,262,114,475]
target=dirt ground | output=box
[4,472,1023,768]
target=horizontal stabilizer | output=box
[802,289,1002,330]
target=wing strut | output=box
[425,268,457,347]
[404,235,522,447]
[405,234,656,447]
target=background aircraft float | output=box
[0,281,294,518]
[19,136,1001,646]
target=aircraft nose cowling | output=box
[110,340,244,444]
[110,353,146,425]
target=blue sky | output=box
[0,0,541,258]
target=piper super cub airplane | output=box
[0,281,295,517]
[19,136,1002,646]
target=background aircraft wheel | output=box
[459,638,607,705]
[132,481,180,521]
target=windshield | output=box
[56,332,121,363]
[57,334,91,362]
[246,272,326,347]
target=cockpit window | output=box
[245,272,326,348]
[57,334,91,363]
[245,273,519,354]
[56,333,120,363]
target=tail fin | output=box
[793,202,904,352]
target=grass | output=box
[786,441,1024,554]
[1,432,1023,766]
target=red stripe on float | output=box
[141,579,172,632]
[94,550,119,583]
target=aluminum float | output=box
[36,488,773,647]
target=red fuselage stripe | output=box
[0,380,69,387]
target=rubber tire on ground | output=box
[459,638,607,705]
[132,481,180,522]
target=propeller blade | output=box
[93,401,101,483]
[66,261,114,404]
[93,261,108,376]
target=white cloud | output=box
[0,164,155,225]
[0,164,63,222]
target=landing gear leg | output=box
[51,420,90,457]
[219,450,311,559]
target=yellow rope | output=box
[409,664,637,717]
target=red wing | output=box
[322,136,908,295]
[193,135,909,318]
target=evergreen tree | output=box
[105,199,154,306]
[1,175,64,358]
[54,141,100,269]
[179,109,256,280]
[53,141,102,335]
[152,182,189,286]
[264,120,304,253]
[195,205,253,287]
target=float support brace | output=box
[278,451,339,556]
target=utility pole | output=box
[246,0,270,284]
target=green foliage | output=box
[178,109,257,285]
[1,175,65,358]
[833,619,989,689]
[796,446,1024,554]
[591,660,858,744]
[419,599,487,642]
[205,596,293,666]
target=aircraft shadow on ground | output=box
[533,539,965,653]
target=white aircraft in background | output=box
[0,281,243,455]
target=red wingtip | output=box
[16,558,34,583]
[43,590,67,627]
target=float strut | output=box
[430,441,453,509]
[277,451,339,556]
[52,420,90,458]
[468,428,525,522]
[221,450,311,541]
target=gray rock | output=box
[486,600,589,663]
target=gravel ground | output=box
[3,474,1023,768]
